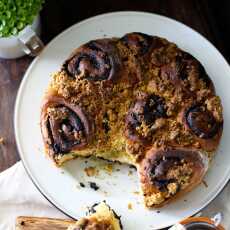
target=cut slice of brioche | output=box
[67,202,122,230]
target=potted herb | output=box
[0,0,44,59]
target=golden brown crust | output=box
[138,147,209,207]
[40,33,223,207]
[67,202,122,230]
[40,95,94,164]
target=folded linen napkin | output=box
[0,161,67,230]
[0,161,229,230]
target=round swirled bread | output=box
[41,32,223,208]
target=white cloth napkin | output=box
[0,161,229,230]
[0,161,68,230]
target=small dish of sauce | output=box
[180,217,224,230]
[184,222,220,230]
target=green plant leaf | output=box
[0,0,45,37]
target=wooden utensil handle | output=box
[16,216,75,230]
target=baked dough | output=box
[41,32,223,207]
[67,202,122,230]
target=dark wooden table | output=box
[0,0,229,173]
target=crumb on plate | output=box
[89,182,100,191]
[0,137,4,144]
[84,166,99,177]
[79,182,85,188]
[202,180,208,188]
[103,164,113,174]
[128,203,133,210]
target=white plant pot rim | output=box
[0,15,42,59]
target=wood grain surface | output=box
[16,216,75,230]
[0,0,229,171]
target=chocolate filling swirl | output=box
[144,149,207,194]
[126,94,167,141]
[41,96,92,155]
[185,105,221,139]
[120,32,153,55]
[63,39,122,81]
[161,52,213,89]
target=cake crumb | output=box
[20,221,25,226]
[103,164,113,175]
[128,170,133,176]
[128,203,133,210]
[133,191,139,195]
[84,166,99,177]
[202,180,208,188]
[103,191,109,196]
[0,137,4,144]
[129,165,136,170]
[89,182,99,191]
[156,210,160,214]
[79,182,85,188]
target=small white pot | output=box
[0,15,43,59]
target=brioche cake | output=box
[41,32,223,208]
[67,202,122,230]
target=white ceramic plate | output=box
[14,12,230,229]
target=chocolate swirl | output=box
[161,52,213,88]
[63,39,122,81]
[185,104,221,139]
[120,32,153,55]
[41,96,92,155]
[140,148,208,205]
[126,94,167,141]
[161,52,193,83]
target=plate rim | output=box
[14,11,230,228]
